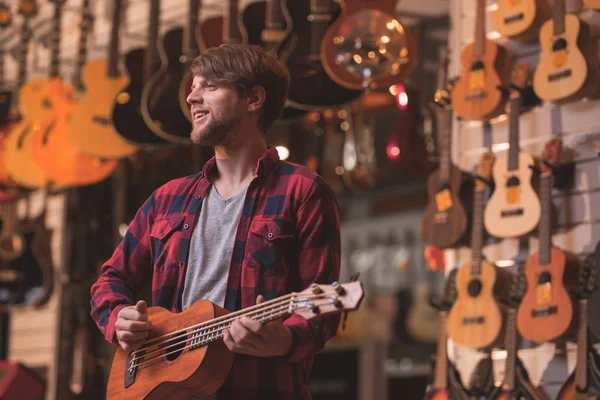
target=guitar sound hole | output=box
[470,61,484,72]
[0,234,24,261]
[552,38,567,52]
[506,176,520,187]
[164,333,187,361]
[468,279,482,297]
[538,272,551,285]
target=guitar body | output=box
[284,0,362,110]
[448,260,504,348]
[451,40,510,121]
[112,48,167,146]
[321,0,417,90]
[142,27,192,143]
[421,166,468,248]
[484,152,541,238]
[31,78,119,187]
[516,247,577,342]
[584,0,600,9]
[533,15,597,103]
[242,1,266,46]
[0,91,12,124]
[425,389,449,400]
[493,0,549,40]
[198,17,225,50]
[107,301,235,400]
[69,59,137,158]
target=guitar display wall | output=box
[446,0,600,397]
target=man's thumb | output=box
[135,300,147,313]
[256,295,265,304]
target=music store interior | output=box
[1,0,600,398]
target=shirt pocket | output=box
[246,218,295,276]
[150,216,185,270]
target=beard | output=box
[190,113,239,147]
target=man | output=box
[90,44,341,399]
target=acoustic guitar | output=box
[516,138,580,343]
[3,0,48,189]
[321,0,417,90]
[493,0,550,41]
[556,252,600,399]
[198,0,247,51]
[179,0,201,123]
[283,0,363,110]
[106,281,364,399]
[421,51,469,249]
[447,152,509,349]
[533,0,599,103]
[484,64,541,239]
[111,0,167,146]
[68,0,137,158]
[451,0,512,121]
[585,242,600,339]
[30,0,118,187]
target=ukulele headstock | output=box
[17,0,37,17]
[0,2,12,28]
[292,281,364,320]
[541,138,562,174]
[509,63,530,100]
[476,152,495,190]
[579,252,599,299]
[503,266,527,307]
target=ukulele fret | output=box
[539,174,552,265]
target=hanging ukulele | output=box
[493,0,551,41]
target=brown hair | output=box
[190,44,291,133]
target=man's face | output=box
[186,75,246,146]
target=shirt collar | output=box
[201,146,280,180]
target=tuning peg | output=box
[332,281,345,295]
[311,305,320,314]
[332,299,342,308]
[310,283,323,294]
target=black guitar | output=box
[179,0,201,123]
[586,242,600,340]
[283,0,362,110]
[112,0,167,145]
[0,3,14,125]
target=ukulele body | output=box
[484,152,541,238]
[31,78,119,187]
[421,165,468,248]
[0,120,21,200]
[584,0,600,9]
[533,15,597,103]
[107,300,234,400]
[448,260,505,348]
[493,0,550,41]
[142,27,192,144]
[451,39,511,121]
[517,247,578,342]
[0,91,12,125]
[69,59,136,158]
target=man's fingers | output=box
[239,317,263,334]
[135,300,147,314]
[119,307,148,322]
[115,319,151,332]
[117,330,149,342]
[255,295,265,304]
[119,339,145,352]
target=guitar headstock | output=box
[0,2,12,28]
[541,138,562,174]
[579,251,599,299]
[433,268,458,311]
[509,63,530,100]
[291,281,364,320]
[503,266,527,307]
[476,152,495,190]
[17,0,37,17]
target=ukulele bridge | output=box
[125,351,140,388]
[531,305,557,317]
[503,13,524,24]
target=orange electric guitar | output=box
[447,152,509,349]
[533,0,599,103]
[30,0,118,187]
[320,0,417,90]
[516,138,580,343]
[106,281,363,399]
[493,0,550,41]
[451,0,512,121]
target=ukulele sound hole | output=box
[164,333,187,362]
[538,272,551,284]
[506,176,520,187]
[468,279,483,297]
[552,38,567,52]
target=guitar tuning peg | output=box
[332,281,345,295]
[311,305,320,314]
[310,283,323,294]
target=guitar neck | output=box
[437,107,453,183]
[225,0,241,43]
[507,96,522,171]
[503,308,517,391]
[73,0,92,91]
[470,188,486,274]
[575,299,588,392]
[49,2,63,78]
[433,311,449,390]
[107,0,122,78]
[184,0,201,63]
[0,201,17,240]
[473,0,487,58]
[552,0,566,36]
[143,0,160,83]
[309,0,335,61]
[266,0,286,30]
[538,173,553,265]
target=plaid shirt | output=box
[90,146,341,399]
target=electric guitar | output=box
[516,138,580,343]
[321,0,417,90]
[493,0,551,41]
[106,281,364,399]
[451,0,512,121]
[556,251,600,399]
[484,64,541,239]
[68,0,138,158]
[30,0,118,187]
[198,0,247,51]
[533,0,599,103]
[447,152,509,348]
[586,242,600,339]
[421,50,469,249]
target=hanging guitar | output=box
[493,0,551,41]
[198,0,247,51]
[586,242,600,339]
[106,281,364,399]
[0,2,13,125]
[321,0,417,90]
[516,138,580,343]
[179,0,201,124]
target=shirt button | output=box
[184,224,189,229]
[194,195,200,200]
[159,232,164,237]
[178,261,184,267]
[267,233,273,238]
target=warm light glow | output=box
[386,21,396,30]
[338,109,348,119]
[340,121,350,131]
[386,143,401,160]
[391,146,400,156]
[353,54,363,64]
[389,85,398,96]
[381,35,390,44]
[276,146,290,160]
[398,92,408,107]
[496,260,515,268]
[368,51,376,59]
[119,223,128,238]
[335,166,345,175]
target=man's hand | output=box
[115,300,151,352]
[223,295,293,357]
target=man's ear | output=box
[248,85,266,113]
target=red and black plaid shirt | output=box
[90,146,341,399]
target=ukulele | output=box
[283,0,363,110]
[424,268,470,400]
[106,281,364,399]
[421,51,469,249]
[490,269,550,400]
[198,0,247,51]
[584,0,600,10]
[516,138,580,343]
[179,0,201,123]
[68,0,137,158]
[3,0,48,189]
[451,0,512,121]
[30,0,118,187]
[586,242,600,339]
[321,0,417,90]
[533,0,598,103]
[556,251,600,399]
[447,152,509,348]
[484,64,541,239]
[493,0,551,41]
[112,0,167,146]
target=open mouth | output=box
[192,111,208,122]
